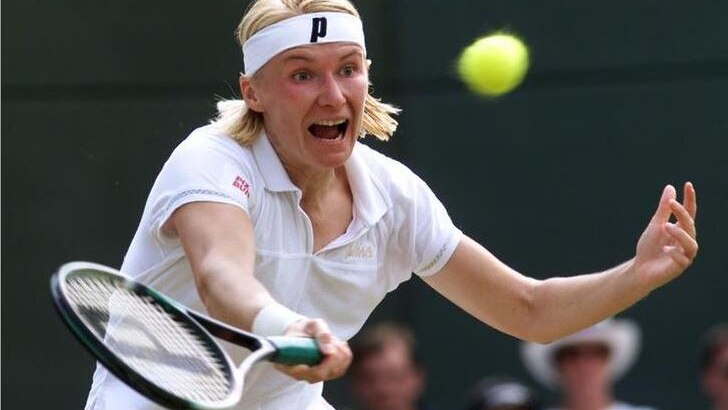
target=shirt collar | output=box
[251,132,391,225]
[345,143,392,227]
[251,132,298,192]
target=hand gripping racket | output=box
[50,261,321,410]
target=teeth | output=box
[313,119,346,126]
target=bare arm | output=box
[423,182,698,343]
[166,201,351,381]
[166,201,270,331]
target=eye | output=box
[292,71,312,81]
[340,65,356,77]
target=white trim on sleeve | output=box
[415,229,463,277]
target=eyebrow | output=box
[282,47,363,64]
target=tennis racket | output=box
[50,261,321,410]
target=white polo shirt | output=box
[85,125,462,410]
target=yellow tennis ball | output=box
[457,32,530,96]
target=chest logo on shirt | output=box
[232,176,250,197]
[344,243,375,261]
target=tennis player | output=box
[84,0,698,409]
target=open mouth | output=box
[308,119,349,140]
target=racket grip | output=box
[268,336,323,366]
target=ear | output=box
[239,74,264,112]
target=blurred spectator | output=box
[520,318,655,410]
[465,376,541,410]
[700,323,728,410]
[348,322,430,410]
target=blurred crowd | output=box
[337,320,728,410]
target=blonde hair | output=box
[213,0,400,145]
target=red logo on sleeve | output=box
[233,176,250,196]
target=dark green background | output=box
[3,1,727,409]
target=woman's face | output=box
[244,42,368,173]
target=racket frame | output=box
[51,261,243,410]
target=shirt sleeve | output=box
[147,131,255,243]
[389,165,462,278]
[409,174,463,277]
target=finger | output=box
[665,223,699,259]
[304,319,336,355]
[314,341,350,373]
[277,319,351,382]
[327,341,353,375]
[275,343,350,382]
[669,199,696,237]
[281,363,330,383]
[275,363,320,383]
[275,363,310,376]
[683,182,697,220]
[313,341,351,379]
[650,185,677,225]
[663,245,692,268]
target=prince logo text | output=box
[310,17,327,42]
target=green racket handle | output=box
[268,336,323,366]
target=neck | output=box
[278,150,336,188]
[285,164,346,209]
[265,129,348,201]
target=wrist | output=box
[623,258,653,297]
[252,302,305,336]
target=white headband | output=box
[242,12,366,76]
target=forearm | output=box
[529,182,698,341]
[172,201,281,332]
[426,237,657,344]
[527,259,650,343]
[193,258,274,331]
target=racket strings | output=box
[65,274,233,402]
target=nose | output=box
[317,73,346,108]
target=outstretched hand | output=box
[633,182,698,290]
